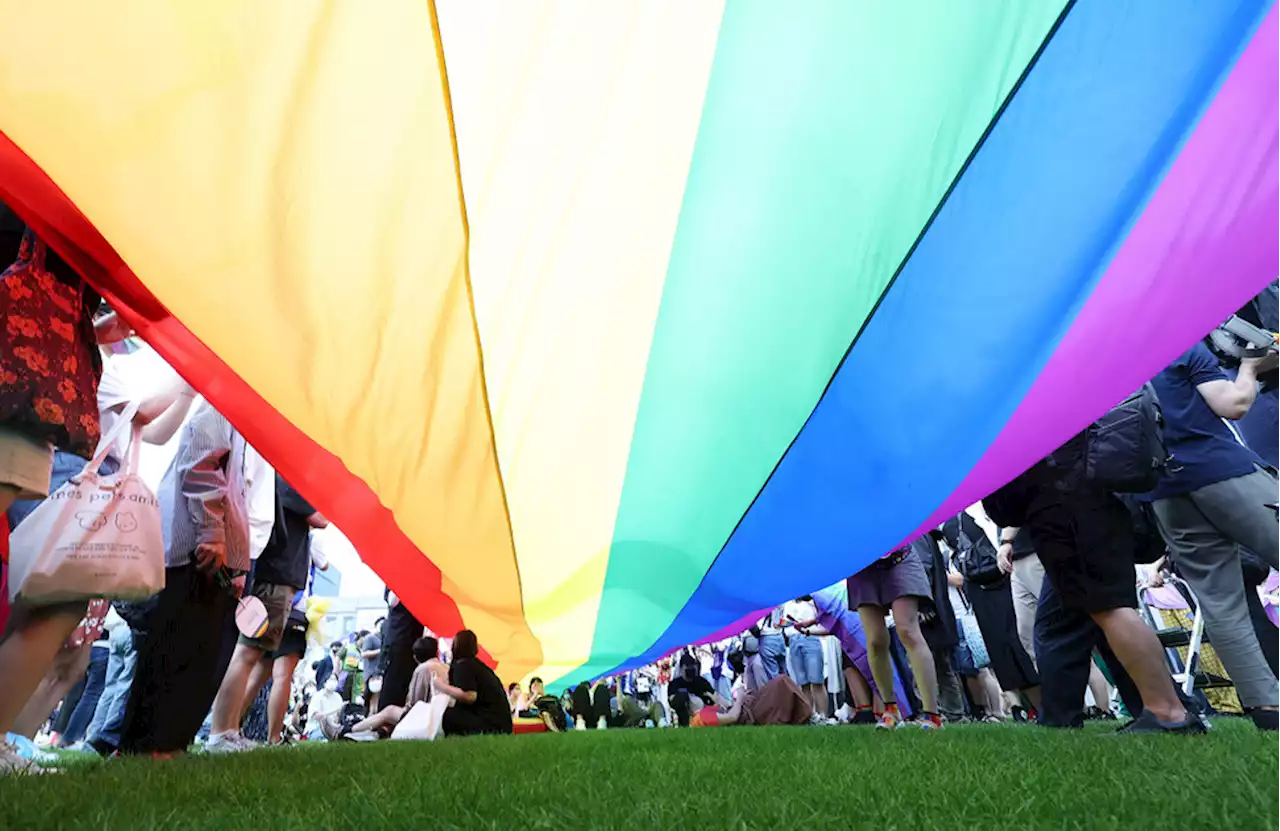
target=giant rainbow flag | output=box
[0,1,1275,687]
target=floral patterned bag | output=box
[0,230,101,458]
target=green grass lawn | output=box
[1,720,1275,830]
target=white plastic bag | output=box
[8,403,165,604]
[390,696,448,741]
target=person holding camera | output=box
[1148,343,1279,731]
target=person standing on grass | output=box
[995,527,1116,719]
[846,545,942,730]
[378,590,426,713]
[783,595,829,721]
[360,620,383,712]
[753,608,788,683]
[1147,343,1279,732]
[941,512,1042,717]
[205,473,327,752]
[985,429,1203,735]
[791,585,907,723]
[117,401,252,756]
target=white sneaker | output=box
[1,739,51,776]
[574,716,586,731]
[596,717,607,730]
[205,731,252,754]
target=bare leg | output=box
[978,669,1005,717]
[806,683,828,717]
[1091,608,1186,722]
[1087,662,1112,713]
[843,665,873,708]
[856,606,897,709]
[267,655,300,744]
[7,614,91,738]
[350,706,402,735]
[964,676,988,714]
[211,644,266,736]
[891,597,938,714]
[240,657,273,725]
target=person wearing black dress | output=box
[434,630,512,736]
[942,512,1042,714]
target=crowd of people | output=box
[0,207,1276,774]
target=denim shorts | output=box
[789,634,825,685]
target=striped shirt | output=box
[158,400,251,571]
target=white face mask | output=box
[369,678,383,693]
[324,679,338,693]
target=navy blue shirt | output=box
[1149,343,1263,500]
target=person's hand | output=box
[1146,569,1165,588]
[94,311,135,345]
[1254,350,1280,373]
[231,574,248,597]
[195,541,227,573]
[947,570,964,588]
[997,541,1014,574]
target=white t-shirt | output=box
[784,599,818,627]
[305,689,344,734]
[758,608,783,636]
[244,446,275,561]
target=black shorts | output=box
[270,617,308,660]
[1028,477,1138,614]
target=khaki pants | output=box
[1010,554,1046,668]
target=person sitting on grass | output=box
[519,677,567,732]
[329,636,447,740]
[571,678,614,730]
[432,630,513,736]
[667,653,721,727]
[304,678,344,740]
[690,653,814,727]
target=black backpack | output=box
[955,517,1003,588]
[1084,383,1167,493]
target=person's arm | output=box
[434,679,478,705]
[1196,352,1277,420]
[996,527,1018,574]
[434,661,479,704]
[94,311,133,344]
[799,624,832,637]
[1198,361,1259,422]
[137,378,198,443]
[179,406,233,572]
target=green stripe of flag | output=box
[574,0,1068,683]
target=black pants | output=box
[1034,577,1196,727]
[442,706,512,736]
[573,682,612,727]
[119,564,237,753]
[376,602,423,712]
